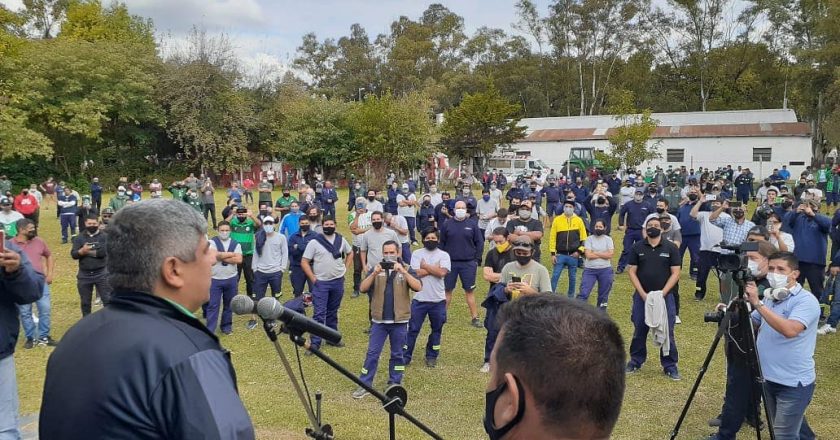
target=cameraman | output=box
[707,240,775,440]
[353,240,422,399]
[745,252,819,440]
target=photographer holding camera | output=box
[743,251,819,440]
[353,240,422,399]
[706,240,775,440]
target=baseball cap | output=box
[102,207,115,215]
[511,235,533,252]
[0,197,10,205]
[634,188,644,194]
[117,186,126,192]
[261,215,275,224]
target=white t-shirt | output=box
[388,215,410,244]
[619,186,635,206]
[410,248,451,302]
[583,235,614,269]
[770,232,795,252]
[695,211,726,252]
[348,211,372,247]
[396,193,417,218]
[366,200,384,213]
[484,218,508,241]
[476,198,499,230]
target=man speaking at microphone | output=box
[40,199,254,439]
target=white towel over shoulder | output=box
[644,290,670,356]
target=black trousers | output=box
[77,269,112,316]
[695,250,719,299]
[24,210,39,228]
[203,203,217,228]
[798,262,825,301]
[352,245,363,292]
[92,195,102,212]
[238,254,254,296]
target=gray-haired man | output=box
[41,199,254,439]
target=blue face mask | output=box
[483,195,490,201]
[263,224,274,233]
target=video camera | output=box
[704,241,760,323]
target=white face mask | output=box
[218,232,230,240]
[263,224,275,233]
[564,207,575,216]
[518,209,531,220]
[748,259,761,277]
[454,208,467,220]
[766,272,790,289]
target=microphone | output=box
[257,297,343,345]
[231,295,258,315]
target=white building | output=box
[512,108,812,178]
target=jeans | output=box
[310,277,344,349]
[763,380,816,440]
[206,276,238,334]
[404,300,447,363]
[827,283,840,327]
[18,282,51,341]
[406,216,417,243]
[628,292,679,372]
[0,355,19,440]
[716,355,761,439]
[77,269,112,316]
[551,254,578,297]
[577,267,613,310]
[359,323,408,386]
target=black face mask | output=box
[765,182,771,187]
[308,215,319,221]
[300,225,311,233]
[372,221,383,230]
[283,193,290,197]
[322,226,335,236]
[86,225,99,234]
[515,254,531,266]
[484,376,526,440]
[783,201,793,209]
[237,216,247,222]
[688,194,699,202]
[509,204,519,213]
[594,229,606,236]
[368,196,375,201]
[656,207,666,214]
[423,240,438,251]
[646,227,661,238]
[732,210,745,219]
[26,231,36,239]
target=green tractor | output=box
[562,147,609,174]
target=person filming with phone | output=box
[71,214,112,316]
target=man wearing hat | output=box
[0,197,23,239]
[100,207,115,231]
[616,187,652,274]
[108,186,130,212]
[500,235,552,298]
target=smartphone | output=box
[730,201,743,208]
[705,194,716,201]
[0,230,5,253]
[511,276,522,283]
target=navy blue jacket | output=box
[505,187,523,202]
[618,200,652,230]
[540,185,562,204]
[584,197,618,233]
[320,188,337,207]
[386,188,399,214]
[606,177,622,195]
[289,230,317,266]
[440,217,483,262]
[0,240,44,359]
[90,183,103,198]
[570,184,590,202]
[40,291,254,439]
[785,211,831,265]
[677,204,701,236]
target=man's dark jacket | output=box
[0,240,44,359]
[40,290,255,439]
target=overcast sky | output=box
[1,0,552,79]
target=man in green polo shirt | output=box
[275,189,296,219]
[228,207,261,300]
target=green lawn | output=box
[16,190,840,439]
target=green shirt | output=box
[163,298,196,319]
[186,197,203,212]
[169,186,187,201]
[231,217,256,255]
[275,196,296,208]
[644,170,654,184]
[108,195,129,211]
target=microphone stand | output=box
[283,327,443,440]
[260,319,334,440]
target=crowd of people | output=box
[2,161,838,439]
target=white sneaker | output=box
[817,324,836,335]
[479,362,490,373]
[674,315,682,324]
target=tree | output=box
[439,85,526,160]
[266,97,356,176]
[333,24,379,101]
[293,32,338,97]
[60,0,155,51]
[606,90,661,169]
[21,0,68,39]
[159,28,253,173]
[348,92,436,184]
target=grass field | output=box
[15,189,840,440]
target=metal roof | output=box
[518,109,810,142]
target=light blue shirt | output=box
[751,283,820,387]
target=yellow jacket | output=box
[549,214,588,254]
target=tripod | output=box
[259,318,443,440]
[669,296,775,440]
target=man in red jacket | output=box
[14,188,39,226]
